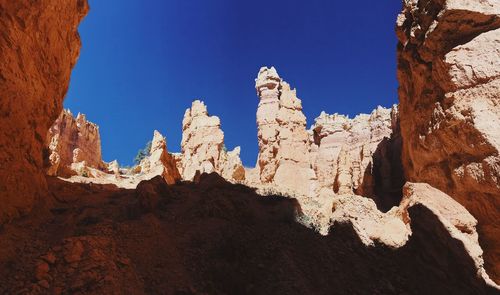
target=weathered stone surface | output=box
[397,0,500,282]
[46,110,104,177]
[310,105,404,210]
[254,67,403,208]
[139,130,181,185]
[181,100,245,182]
[0,0,88,223]
[327,182,497,288]
[255,67,317,197]
[31,236,143,294]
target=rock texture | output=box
[397,0,500,282]
[139,130,181,185]
[46,110,104,177]
[255,67,318,197]
[181,100,245,182]
[254,67,404,209]
[1,175,498,294]
[310,105,405,210]
[0,0,88,223]
[318,182,496,288]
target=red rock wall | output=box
[0,0,88,223]
[396,0,500,283]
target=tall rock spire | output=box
[255,67,317,197]
[180,100,245,182]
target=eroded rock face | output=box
[181,100,245,182]
[0,0,88,223]
[46,110,104,177]
[30,236,143,294]
[139,130,181,185]
[327,182,497,287]
[310,105,404,210]
[396,0,500,282]
[254,67,404,206]
[255,67,318,197]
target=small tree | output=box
[134,140,152,165]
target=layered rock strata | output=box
[46,110,105,177]
[0,0,88,223]
[255,67,318,197]
[397,0,500,282]
[180,100,245,182]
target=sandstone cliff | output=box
[180,100,245,182]
[46,109,104,177]
[397,0,500,282]
[0,0,88,223]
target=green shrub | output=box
[134,140,152,165]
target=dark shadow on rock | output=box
[0,173,496,294]
[358,125,406,212]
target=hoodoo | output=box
[0,0,499,293]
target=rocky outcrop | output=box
[397,0,500,282]
[0,0,88,223]
[326,182,497,288]
[46,110,104,177]
[310,105,405,211]
[181,100,245,182]
[255,67,318,197]
[139,130,181,185]
[254,67,404,207]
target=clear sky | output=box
[65,0,402,167]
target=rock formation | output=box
[0,0,88,223]
[180,100,245,182]
[255,67,318,197]
[138,130,181,185]
[1,0,499,291]
[310,105,404,211]
[2,175,497,294]
[397,0,500,282]
[46,110,105,177]
[254,67,404,208]
[327,182,497,287]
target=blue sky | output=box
[65,0,402,167]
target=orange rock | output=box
[0,0,88,223]
[397,0,500,283]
